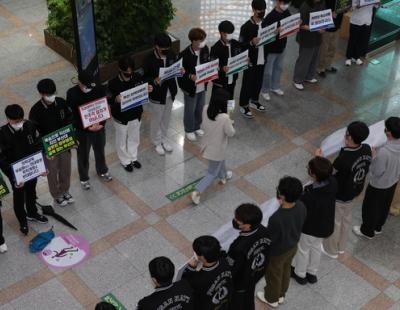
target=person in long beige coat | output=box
[390,185,400,216]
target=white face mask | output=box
[280,3,290,10]
[82,86,92,94]
[11,121,24,131]
[199,40,207,49]
[44,95,56,103]
[226,34,233,41]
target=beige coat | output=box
[200,105,235,161]
[390,185,400,216]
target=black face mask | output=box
[232,219,240,230]
[257,11,265,18]
[160,49,170,56]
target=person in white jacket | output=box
[191,89,235,205]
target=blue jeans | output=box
[261,52,285,93]
[195,160,226,193]
[183,91,205,133]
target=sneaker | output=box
[352,225,373,239]
[186,132,197,141]
[345,59,352,66]
[306,273,318,284]
[0,243,7,253]
[26,214,48,224]
[132,160,142,169]
[256,292,278,308]
[355,58,363,65]
[261,92,270,101]
[338,250,345,254]
[191,191,200,205]
[80,180,91,190]
[326,66,338,73]
[20,226,28,235]
[249,101,266,112]
[240,107,254,118]
[54,197,68,207]
[100,172,113,182]
[305,78,318,83]
[351,58,356,63]
[318,71,326,78]
[162,142,173,152]
[219,170,233,185]
[293,82,304,90]
[63,193,74,204]
[374,230,382,235]
[155,144,165,155]
[195,129,204,136]
[122,163,133,172]
[278,297,285,304]
[291,266,307,285]
[272,89,284,96]
[321,243,338,259]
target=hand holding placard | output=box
[79,97,111,129]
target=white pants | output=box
[292,233,323,277]
[150,98,173,146]
[114,119,141,165]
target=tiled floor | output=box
[0,0,399,309]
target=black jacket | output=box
[143,49,178,105]
[227,225,270,291]
[300,177,337,238]
[239,18,264,65]
[262,9,291,54]
[29,97,73,136]
[297,1,326,47]
[210,39,242,88]
[178,45,210,97]
[107,73,144,124]
[137,280,194,310]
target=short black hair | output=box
[252,0,267,10]
[193,236,221,263]
[385,116,400,139]
[154,33,172,48]
[78,70,95,88]
[308,156,333,182]
[235,203,263,228]
[347,121,369,144]
[277,176,303,203]
[148,256,175,286]
[207,88,229,121]
[37,78,56,94]
[279,0,291,3]
[118,56,135,72]
[218,20,235,34]
[94,302,117,310]
[5,104,24,120]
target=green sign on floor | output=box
[101,293,127,310]
[166,178,202,202]
[0,173,9,200]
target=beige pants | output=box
[292,233,323,277]
[45,151,71,199]
[390,185,400,216]
[317,31,339,72]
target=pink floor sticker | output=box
[39,232,90,269]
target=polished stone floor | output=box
[0,0,400,309]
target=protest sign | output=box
[310,9,335,31]
[226,50,249,76]
[159,59,183,83]
[359,0,380,6]
[120,83,149,112]
[335,0,352,13]
[195,59,219,85]
[12,151,46,185]
[102,293,127,310]
[79,97,111,129]
[0,173,9,200]
[42,124,76,158]
[279,13,301,38]
[256,22,278,47]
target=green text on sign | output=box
[101,293,127,310]
[166,178,202,202]
[42,124,76,158]
[0,173,10,200]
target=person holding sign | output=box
[293,0,326,90]
[238,0,267,118]
[0,202,6,253]
[0,104,48,235]
[210,21,243,100]
[178,28,210,142]
[29,78,74,207]
[108,56,152,172]
[260,0,291,101]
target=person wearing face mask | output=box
[227,203,270,310]
[293,0,326,90]
[144,33,181,156]
[66,71,112,190]
[0,201,7,253]
[210,20,242,100]
[29,79,74,207]
[260,0,291,101]
[178,28,210,142]
[137,256,194,309]
[0,104,49,236]
[182,235,233,310]
[108,56,152,172]
[238,0,267,118]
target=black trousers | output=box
[361,183,397,237]
[239,65,264,107]
[231,283,256,310]
[0,204,4,245]
[11,178,38,228]
[212,82,236,100]
[346,24,371,60]
[76,128,108,182]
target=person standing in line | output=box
[178,28,209,142]
[66,71,112,190]
[353,117,400,239]
[227,203,270,310]
[190,89,235,205]
[144,33,181,156]
[257,176,306,308]
[0,202,6,253]
[108,56,153,172]
[29,79,74,207]
[291,157,337,285]
[317,121,371,258]
[238,0,267,118]
[0,104,49,236]
[210,20,242,100]
[260,0,291,101]
[293,0,326,90]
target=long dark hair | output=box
[207,88,229,121]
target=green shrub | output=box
[47,0,175,63]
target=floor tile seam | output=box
[360,292,396,310]
[233,177,270,205]
[153,219,192,253]
[0,4,25,28]
[255,114,298,140]
[0,87,31,112]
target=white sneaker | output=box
[356,58,363,65]
[345,59,352,66]
[279,297,285,304]
[0,243,8,253]
[155,144,165,155]
[374,230,382,235]
[220,170,233,185]
[293,82,304,90]
[162,142,173,152]
[195,129,204,136]
[80,181,91,190]
[186,132,197,141]
[305,78,318,83]
[191,191,200,205]
[338,250,345,254]
[261,92,270,101]
[257,292,278,308]
[272,89,284,96]
[352,225,373,239]
[321,243,338,259]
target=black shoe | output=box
[318,71,326,78]
[26,214,48,224]
[240,107,254,118]
[132,160,142,169]
[20,226,29,235]
[306,273,318,284]
[291,266,307,285]
[326,66,338,73]
[249,101,266,112]
[122,163,133,172]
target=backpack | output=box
[29,227,55,253]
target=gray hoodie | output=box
[369,139,400,189]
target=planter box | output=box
[44,29,180,83]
